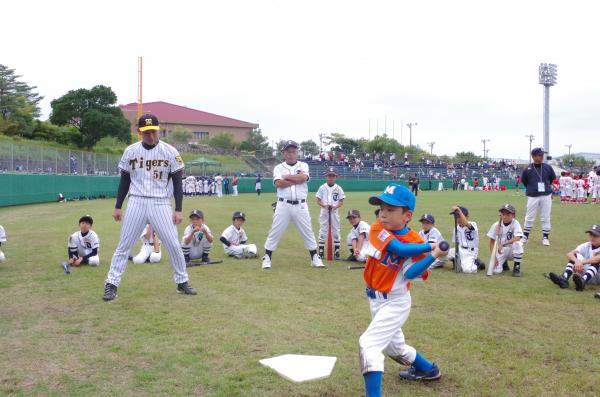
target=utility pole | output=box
[427,142,435,155]
[481,139,490,160]
[524,134,535,160]
[538,63,558,163]
[565,144,572,156]
[406,122,418,147]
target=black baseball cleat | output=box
[502,262,510,272]
[475,258,486,270]
[548,272,569,289]
[177,281,197,295]
[346,254,358,262]
[399,363,441,381]
[595,292,600,300]
[512,268,521,277]
[201,255,210,264]
[573,273,585,291]
[103,283,118,301]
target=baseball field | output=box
[0,190,598,396]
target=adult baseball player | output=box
[592,170,600,204]
[220,211,258,258]
[215,173,223,197]
[103,114,197,301]
[521,147,556,246]
[316,167,345,259]
[0,224,6,262]
[232,175,239,196]
[262,140,323,269]
[68,215,100,266]
[132,224,162,264]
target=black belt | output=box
[278,198,306,205]
[460,247,475,251]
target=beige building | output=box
[120,101,258,142]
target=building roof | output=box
[120,101,258,129]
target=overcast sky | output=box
[2,0,599,159]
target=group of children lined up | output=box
[183,174,240,197]
[59,210,258,269]
[556,169,600,204]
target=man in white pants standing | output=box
[103,114,197,301]
[261,140,324,269]
[521,147,556,246]
[215,173,223,197]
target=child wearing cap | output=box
[418,214,446,269]
[181,210,213,264]
[447,206,484,273]
[345,209,370,262]
[132,224,162,264]
[220,211,258,259]
[547,224,600,292]
[0,224,7,263]
[316,168,345,259]
[67,215,100,267]
[486,204,524,277]
[359,183,448,396]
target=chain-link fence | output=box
[0,141,121,175]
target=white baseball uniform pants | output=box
[216,185,223,197]
[264,200,318,251]
[181,236,212,259]
[318,209,341,244]
[133,243,162,264]
[346,234,368,262]
[593,186,600,201]
[359,290,416,374]
[447,247,478,273]
[71,247,100,266]
[0,250,5,262]
[106,197,189,287]
[224,244,258,258]
[524,195,552,234]
[232,186,238,196]
[492,241,524,274]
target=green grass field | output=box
[0,190,599,396]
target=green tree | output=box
[169,125,193,144]
[31,120,81,146]
[0,64,43,135]
[299,139,319,155]
[239,128,269,152]
[561,155,593,168]
[362,134,402,154]
[208,132,236,150]
[50,85,131,149]
[328,133,363,154]
[454,151,482,164]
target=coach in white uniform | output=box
[521,147,556,246]
[261,140,323,269]
[103,114,197,301]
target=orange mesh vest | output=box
[363,220,429,293]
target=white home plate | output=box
[259,354,337,382]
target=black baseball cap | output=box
[531,147,546,156]
[586,224,600,236]
[79,215,93,225]
[232,211,246,220]
[189,209,204,219]
[325,167,338,176]
[138,114,160,132]
[450,206,469,216]
[282,140,299,151]
[499,204,516,214]
[419,213,435,224]
[346,209,361,218]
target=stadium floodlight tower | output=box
[538,63,557,163]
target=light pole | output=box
[406,122,418,146]
[427,142,435,155]
[481,139,490,160]
[565,144,572,156]
[539,63,558,163]
[524,134,535,160]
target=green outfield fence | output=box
[0,174,516,207]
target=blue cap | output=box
[368,183,416,211]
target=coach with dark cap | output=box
[521,147,556,246]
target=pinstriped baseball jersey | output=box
[118,141,184,198]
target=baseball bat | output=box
[453,213,461,272]
[62,262,70,274]
[327,207,333,261]
[487,215,502,276]
[347,265,365,270]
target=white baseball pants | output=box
[133,243,162,264]
[492,241,524,274]
[224,244,258,258]
[447,248,478,273]
[106,197,189,287]
[593,186,600,201]
[232,186,238,196]
[0,250,4,262]
[359,291,416,374]
[346,233,367,262]
[318,209,341,244]
[71,246,100,266]
[216,185,223,197]
[264,201,318,251]
[181,237,212,259]
[524,195,552,234]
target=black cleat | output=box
[475,258,486,271]
[177,281,197,295]
[346,254,357,262]
[573,273,585,291]
[548,272,569,289]
[512,267,521,277]
[595,292,600,300]
[103,283,118,301]
[502,262,510,272]
[201,255,210,264]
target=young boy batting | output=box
[486,204,524,276]
[316,167,345,259]
[358,183,448,397]
[547,224,600,292]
